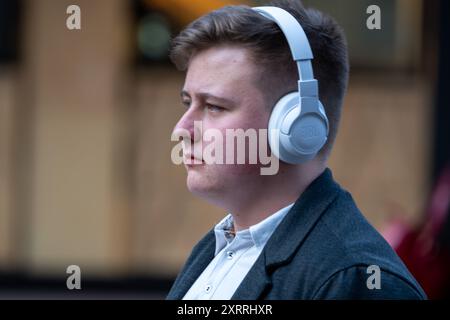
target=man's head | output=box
[171,0,349,160]
[171,0,349,209]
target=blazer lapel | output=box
[232,168,341,299]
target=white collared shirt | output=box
[183,202,294,300]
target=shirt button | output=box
[205,284,212,293]
[226,251,235,259]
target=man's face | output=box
[172,45,272,205]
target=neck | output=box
[230,160,326,231]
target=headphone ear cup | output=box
[268,92,298,163]
[318,101,327,118]
[268,93,328,164]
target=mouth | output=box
[184,154,205,166]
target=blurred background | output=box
[0,0,449,299]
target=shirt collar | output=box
[213,202,294,255]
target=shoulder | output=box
[312,265,426,299]
[291,188,426,299]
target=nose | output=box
[172,107,202,143]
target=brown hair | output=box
[169,0,349,160]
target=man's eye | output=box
[182,100,191,108]
[206,104,224,113]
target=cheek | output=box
[199,106,271,175]
[219,123,271,168]
[214,162,262,176]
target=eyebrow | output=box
[180,90,236,106]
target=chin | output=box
[186,170,225,201]
[186,171,212,193]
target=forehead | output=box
[183,46,260,98]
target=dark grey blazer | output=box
[166,168,427,299]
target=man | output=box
[167,0,426,299]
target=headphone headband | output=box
[252,6,328,164]
[252,6,318,98]
[253,6,313,61]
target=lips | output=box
[183,154,204,165]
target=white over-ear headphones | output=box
[253,6,329,164]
